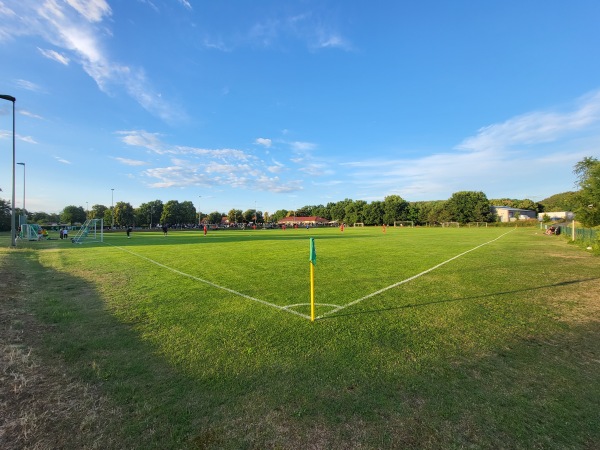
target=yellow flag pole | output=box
[310,262,315,322]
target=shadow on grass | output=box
[3,248,599,449]
[320,277,600,319]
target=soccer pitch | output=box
[69,226,516,320]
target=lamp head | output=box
[0,94,16,102]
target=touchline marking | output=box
[318,229,516,318]
[105,243,311,320]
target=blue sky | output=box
[1,0,599,215]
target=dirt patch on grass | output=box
[0,256,122,450]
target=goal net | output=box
[353,222,365,227]
[393,221,414,228]
[19,224,42,241]
[71,219,104,244]
[442,222,460,228]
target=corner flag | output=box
[309,238,316,266]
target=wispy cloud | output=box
[290,141,316,151]
[54,156,71,164]
[177,0,192,11]
[119,130,304,193]
[114,157,147,166]
[0,131,36,144]
[15,79,42,92]
[20,110,44,120]
[38,47,70,65]
[3,0,183,123]
[204,10,352,52]
[457,90,600,153]
[344,90,600,200]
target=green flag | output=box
[309,238,316,266]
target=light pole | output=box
[198,195,201,226]
[17,162,25,221]
[1,94,16,247]
[111,188,114,228]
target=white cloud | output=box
[38,47,70,65]
[457,90,600,153]
[114,157,147,166]
[20,110,44,120]
[65,0,111,23]
[343,90,600,201]
[15,79,42,91]
[267,160,285,173]
[4,1,182,123]
[290,141,316,151]
[117,130,167,153]
[255,137,272,148]
[19,135,37,144]
[122,130,306,193]
[177,0,192,11]
[54,156,71,164]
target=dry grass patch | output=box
[0,255,123,450]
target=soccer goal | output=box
[19,224,42,241]
[442,222,460,228]
[71,219,104,244]
[468,222,488,227]
[394,221,414,228]
[353,222,365,227]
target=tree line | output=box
[1,157,598,230]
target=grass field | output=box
[1,226,599,449]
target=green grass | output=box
[1,226,599,449]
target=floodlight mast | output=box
[0,95,16,247]
[17,162,25,214]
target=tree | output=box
[179,201,197,224]
[88,204,107,220]
[114,201,135,227]
[60,205,86,225]
[0,198,11,231]
[137,200,163,227]
[539,192,579,212]
[363,201,384,225]
[345,200,367,224]
[573,157,600,227]
[228,208,243,224]
[445,191,492,223]
[383,195,408,224]
[161,200,181,226]
[207,211,223,225]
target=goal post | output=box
[393,221,414,228]
[441,222,460,228]
[353,222,365,227]
[71,219,104,244]
[467,222,488,228]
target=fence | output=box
[559,224,598,245]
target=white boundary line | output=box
[105,243,311,320]
[106,229,514,321]
[318,229,516,318]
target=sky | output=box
[1,0,600,216]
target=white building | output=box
[537,211,574,221]
[491,206,537,223]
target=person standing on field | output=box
[127,225,132,238]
